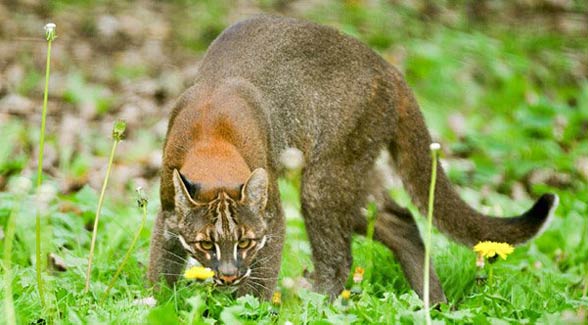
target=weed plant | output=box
[84,120,126,293]
[34,22,57,311]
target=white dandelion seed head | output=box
[133,296,157,307]
[36,183,58,209]
[279,147,304,170]
[429,142,441,151]
[8,176,33,196]
[281,277,295,289]
[44,23,56,33]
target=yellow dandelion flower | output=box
[474,241,514,260]
[184,266,215,280]
[353,266,365,283]
[341,289,351,300]
[272,292,282,305]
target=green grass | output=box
[1,1,587,323]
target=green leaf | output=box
[147,303,181,325]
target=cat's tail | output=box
[388,80,558,247]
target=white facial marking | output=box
[214,243,221,260]
[257,236,267,251]
[234,272,245,285]
[163,228,173,240]
[233,242,238,261]
[178,235,194,254]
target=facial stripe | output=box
[211,193,240,240]
[223,194,237,233]
[215,196,224,235]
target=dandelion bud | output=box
[272,291,282,305]
[269,291,282,316]
[136,186,148,209]
[112,120,127,141]
[429,142,441,151]
[352,266,364,283]
[475,254,485,268]
[341,289,351,306]
[44,23,56,41]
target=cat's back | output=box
[197,15,390,94]
[192,15,395,156]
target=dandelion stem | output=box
[84,120,126,293]
[102,187,148,301]
[488,264,494,287]
[35,23,57,309]
[424,143,440,325]
[366,202,377,281]
[583,271,587,298]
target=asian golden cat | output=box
[147,15,558,303]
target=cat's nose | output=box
[218,263,239,284]
[219,274,238,283]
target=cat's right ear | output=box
[172,169,201,216]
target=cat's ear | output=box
[172,169,201,215]
[241,168,268,214]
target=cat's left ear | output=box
[241,168,268,214]
[172,169,202,217]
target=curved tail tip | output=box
[529,193,559,237]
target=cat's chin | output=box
[212,283,240,293]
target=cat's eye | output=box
[238,239,252,249]
[199,241,214,250]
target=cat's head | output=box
[169,168,269,286]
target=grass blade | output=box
[102,187,148,301]
[423,142,440,325]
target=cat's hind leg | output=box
[355,189,447,304]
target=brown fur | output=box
[148,15,558,303]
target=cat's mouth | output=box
[212,268,251,286]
